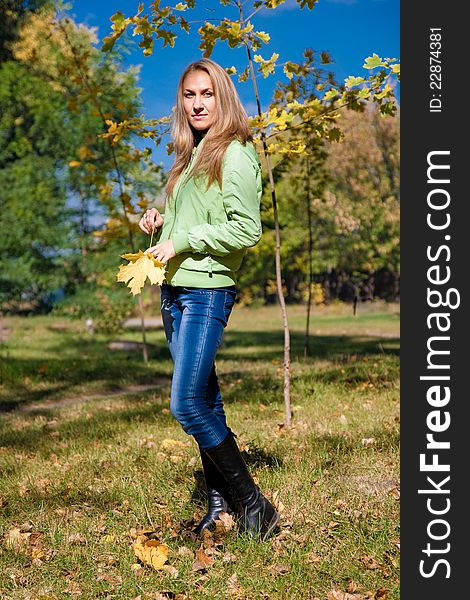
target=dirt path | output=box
[17,379,171,414]
[0,320,10,343]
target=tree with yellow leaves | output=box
[0,7,165,351]
[100,0,399,425]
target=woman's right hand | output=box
[139,208,164,234]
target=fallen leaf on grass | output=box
[363,591,387,600]
[361,555,382,570]
[67,533,86,545]
[226,572,241,596]
[65,582,82,595]
[163,565,179,578]
[129,527,160,540]
[161,438,190,452]
[272,490,285,512]
[145,594,179,600]
[117,251,166,295]
[103,554,117,567]
[222,551,237,562]
[133,536,169,571]
[192,546,215,571]
[177,546,194,558]
[8,571,28,587]
[97,572,123,586]
[305,551,321,564]
[347,579,358,593]
[131,562,145,577]
[216,511,235,531]
[5,525,50,565]
[269,563,290,575]
[5,527,32,552]
[34,478,52,496]
[384,551,399,569]
[327,590,363,600]
[18,483,30,497]
[31,546,46,561]
[101,534,118,544]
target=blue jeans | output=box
[160,284,237,450]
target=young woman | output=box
[139,58,279,541]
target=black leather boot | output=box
[205,433,280,540]
[193,446,235,536]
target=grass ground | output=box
[0,301,400,600]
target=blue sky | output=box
[68,0,399,167]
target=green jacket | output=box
[158,138,263,288]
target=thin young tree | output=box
[100,0,400,424]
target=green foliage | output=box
[323,107,400,277]
[238,104,399,304]
[0,0,51,62]
[53,238,135,333]
[96,1,400,306]
[0,8,165,314]
[0,155,70,308]
[101,1,191,56]
[0,60,71,308]
[100,3,399,149]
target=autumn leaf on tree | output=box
[116,250,166,295]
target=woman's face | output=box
[182,70,216,132]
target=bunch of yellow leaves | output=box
[116,250,166,295]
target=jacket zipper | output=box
[207,210,213,276]
[168,147,198,241]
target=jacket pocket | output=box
[178,254,219,273]
[178,253,236,274]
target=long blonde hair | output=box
[166,58,253,198]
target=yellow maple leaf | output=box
[133,537,169,570]
[116,250,166,295]
[120,249,159,264]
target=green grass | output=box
[0,301,399,599]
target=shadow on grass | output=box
[219,360,399,406]
[0,341,171,412]
[304,428,400,473]
[0,383,79,413]
[0,396,173,451]
[1,330,398,413]
[220,330,399,362]
[1,428,398,519]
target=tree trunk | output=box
[241,2,291,426]
[304,156,313,358]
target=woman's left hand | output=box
[145,239,176,264]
